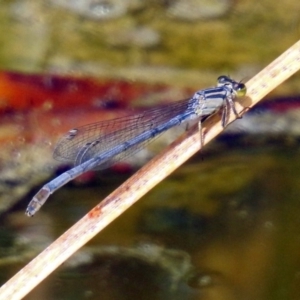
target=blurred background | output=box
[0,1,300,299]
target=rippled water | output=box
[2,143,300,299]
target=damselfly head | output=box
[234,82,247,97]
[217,75,232,86]
[217,75,247,97]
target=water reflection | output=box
[1,144,300,299]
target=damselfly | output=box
[26,75,246,216]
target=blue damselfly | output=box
[26,75,246,216]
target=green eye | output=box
[235,83,247,97]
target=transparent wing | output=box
[53,98,197,170]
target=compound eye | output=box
[235,83,247,97]
[217,75,231,85]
